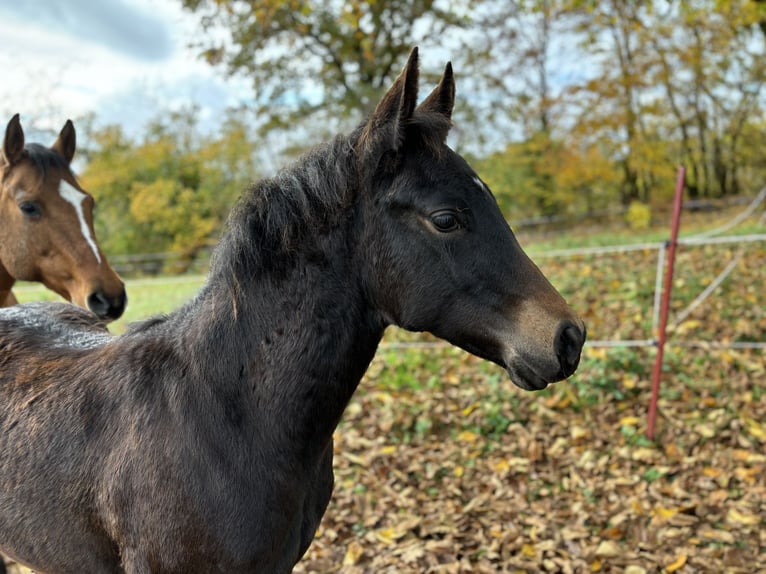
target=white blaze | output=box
[58,180,101,264]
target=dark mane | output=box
[210,131,359,280]
[23,143,73,178]
[211,110,451,283]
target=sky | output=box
[0,0,249,143]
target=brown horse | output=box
[0,114,126,321]
[0,49,584,573]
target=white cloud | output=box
[0,0,249,139]
[2,0,174,61]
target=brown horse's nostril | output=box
[555,322,585,378]
[87,290,127,321]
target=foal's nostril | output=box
[87,289,127,321]
[555,322,585,378]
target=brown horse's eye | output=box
[19,201,42,219]
[430,211,460,232]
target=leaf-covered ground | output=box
[295,344,765,573]
[295,241,766,573]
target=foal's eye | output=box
[19,201,42,218]
[430,210,461,233]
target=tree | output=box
[177,0,765,219]
[178,0,469,139]
[81,108,260,269]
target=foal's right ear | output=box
[360,47,420,155]
[2,114,25,166]
[416,62,455,120]
[52,119,76,165]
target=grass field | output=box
[8,207,766,572]
[14,274,206,334]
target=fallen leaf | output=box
[665,554,687,572]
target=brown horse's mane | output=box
[2,143,73,178]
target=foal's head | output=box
[0,114,126,321]
[356,49,585,390]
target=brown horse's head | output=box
[0,114,126,321]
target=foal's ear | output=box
[52,119,76,165]
[2,113,25,166]
[361,47,420,153]
[417,62,455,120]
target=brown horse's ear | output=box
[52,119,76,164]
[2,113,25,166]
[361,47,420,153]
[417,62,455,120]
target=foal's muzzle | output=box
[555,321,586,379]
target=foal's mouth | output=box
[504,361,556,391]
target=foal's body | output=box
[0,50,584,573]
[1,210,378,572]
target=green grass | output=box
[14,275,206,334]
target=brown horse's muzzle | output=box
[87,287,127,321]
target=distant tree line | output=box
[72,0,764,259]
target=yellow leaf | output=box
[570,425,589,439]
[619,416,641,426]
[380,445,397,455]
[374,527,395,545]
[586,347,608,361]
[595,540,621,557]
[726,507,760,526]
[454,465,464,478]
[493,459,510,473]
[631,447,659,462]
[734,467,760,484]
[521,543,536,558]
[461,403,478,417]
[733,450,766,463]
[653,506,678,521]
[745,418,766,441]
[665,554,687,572]
[695,423,716,438]
[457,430,478,443]
[343,541,364,565]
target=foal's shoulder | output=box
[0,302,112,350]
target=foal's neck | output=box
[181,229,384,457]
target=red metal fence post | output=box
[646,167,686,440]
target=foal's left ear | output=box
[52,119,76,165]
[361,47,420,153]
[416,62,455,120]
